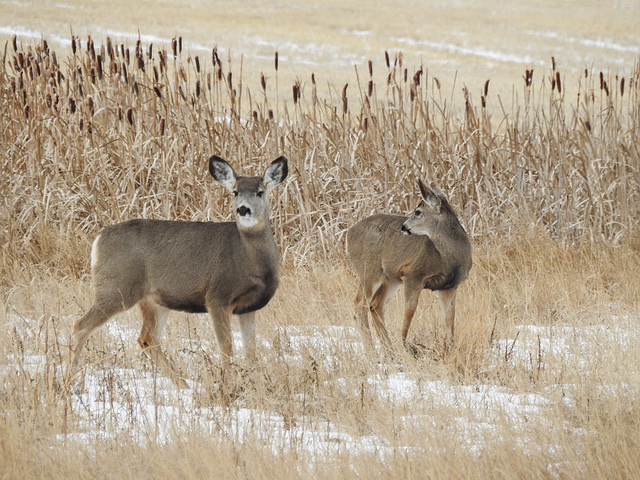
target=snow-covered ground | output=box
[4,312,638,460]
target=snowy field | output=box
[5,309,638,463]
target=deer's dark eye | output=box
[233,191,238,197]
[256,191,264,198]
[414,210,422,217]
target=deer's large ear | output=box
[209,155,237,193]
[263,156,288,194]
[418,179,442,211]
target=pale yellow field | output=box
[2,0,639,97]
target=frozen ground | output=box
[4,312,639,461]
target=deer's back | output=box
[347,214,469,290]
[91,219,279,312]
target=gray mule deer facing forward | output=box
[70,155,288,388]
[347,180,471,354]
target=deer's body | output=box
[71,156,288,388]
[347,181,471,353]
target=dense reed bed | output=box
[1,35,639,280]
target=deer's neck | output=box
[239,225,280,273]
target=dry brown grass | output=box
[1,35,640,479]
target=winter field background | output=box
[1,1,640,478]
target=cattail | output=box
[274,51,279,71]
[154,86,162,98]
[261,73,266,91]
[524,69,533,87]
[620,77,625,96]
[484,79,490,97]
[172,37,177,57]
[153,65,159,82]
[71,36,76,55]
[403,68,408,83]
[434,77,441,90]
[148,43,153,59]
[227,72,232,89]
[342,83,348,115]
[195,55,200,73]
[312,74,317,106]
[556,71,562,94]
[196,80,201,97]
[178,37,182,54]
[292,82,300,104]
[413,67,423,86]
[126,107,134,125]
[125,48,130,66]
[584,68,588,78]
[137,54,145,71]
[603,80,609,96]
[551,56,556,71]
[97,55,103,79]
[385,51,390,68]
[368,80,373,97]
[159,117,165,135]
[585,120,591,131]
[599,71,604,90]
[70,97,76,113]
[368,60,373,77]
[87,96,94,116]
[12,34,17,52]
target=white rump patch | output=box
[90,234,101,270]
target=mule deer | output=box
[346,180,471,354]
[70,155,288,388]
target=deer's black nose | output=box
[401,223,411,235]
[237,206,251,216]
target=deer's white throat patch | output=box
[237,214,259,228]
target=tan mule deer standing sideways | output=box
[347,180,472,355]
[70,155,288,388]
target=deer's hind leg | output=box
[353,282,375,353]
[71,289,135,373]
[138,298,189,388]
[437,287,457,345]
[369,277,400,353]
